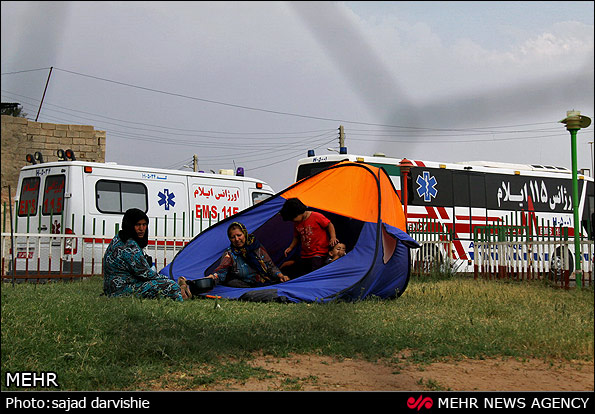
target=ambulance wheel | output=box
[415,244,443,273]
[549,247,573,282]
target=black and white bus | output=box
[295,152,594,274]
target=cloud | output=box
[2,1,593,191]
[1,2,71,67]
[346,8,594,117]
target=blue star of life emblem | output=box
[416,171,438,202]
[158,189,176,210]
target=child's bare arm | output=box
[284,235,299,256]
[327,222,339,246]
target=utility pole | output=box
[338,125,347,154]
[36,66,53,122]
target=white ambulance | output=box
[7,150,275,276]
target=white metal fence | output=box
[473,239,593,287]
[411,239,593,287]
[2,232,593,288]
[1,232,193,282]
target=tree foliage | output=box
[1,103,28,118]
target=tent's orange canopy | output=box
[281,162,406,230]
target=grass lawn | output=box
[1,275,593,390]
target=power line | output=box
[347,132,572,143]
[48,67,358,125]
[12,93,589,148]
[1,89,336,138]
[4,68,592,157]
[8,92,591,149]
[248,138,337,172]
[3,67,578,132]
[1,67,52,75]
[12,98,339,166]
[347,126,564,135]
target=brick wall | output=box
[1,115,106,216]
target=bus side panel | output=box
[580,180,594,238]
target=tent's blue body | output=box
[160,163,419,303]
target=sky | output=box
[2,1,594,192]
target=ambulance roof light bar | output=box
[57,149,76,161]
[26,151,45,164]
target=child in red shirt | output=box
[280,198,338,276]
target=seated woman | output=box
[103,208,184,301]
[192,221,289,289]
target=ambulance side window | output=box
[42,175,66,215]
[18,177,40,217]
[252,192,271,205]
[96,180,148,213]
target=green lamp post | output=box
[559,110,591,289]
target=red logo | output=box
[407,395,433,410]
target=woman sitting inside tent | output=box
[200,221,289,288]
[103,208,184,301]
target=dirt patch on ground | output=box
[233,355,593,391]
[150,354,594,391]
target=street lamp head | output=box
[399,157,414,173]
[559,110,591,130]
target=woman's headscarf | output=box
[119,208,149,249]
[227,222,269,277]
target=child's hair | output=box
[329,243,346,256]
[280,198,307,221]
[330,242,346,251]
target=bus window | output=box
[469,174,486,208]
[42,175,66,215]
[452,172,469,205]
[96,180,147,214]
[296,161,340,181]
[452,171,485,208]
[18,177,40,217]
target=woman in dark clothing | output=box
[103,208,183,301]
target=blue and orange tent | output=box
[161,161,419,302]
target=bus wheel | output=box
[415,245,443,274]
[549,247,573,282]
